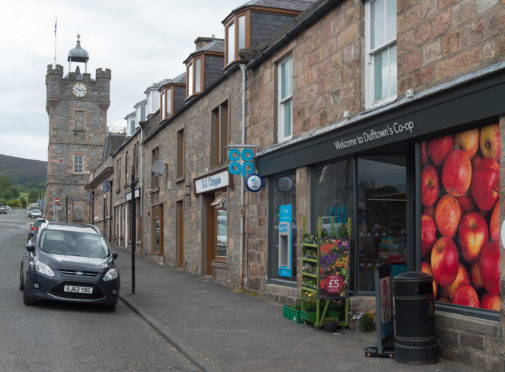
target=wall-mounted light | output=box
[344,110,350,119]
[406,89,414,99]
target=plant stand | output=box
[301,216,349,328]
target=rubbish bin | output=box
[394,271,438,364]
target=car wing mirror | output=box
[26,242,35,252]
[112,251,118,259]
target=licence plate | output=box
[64,285,93,294]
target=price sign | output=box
[324,275,343,294]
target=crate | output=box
[283,305,302,323]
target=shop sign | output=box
[195,170,229,194]
[228,148,255,177]
[245,173,265,192]
[318,239,350,299]
[334,120,415,151]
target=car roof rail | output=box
[86,224,101,234]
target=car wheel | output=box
[19,267,24,291]
[23,278,35,306]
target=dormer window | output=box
[160,87,173,120]
[136,104,146,123]
[147,89,160,116]
[225,13,249,66]
[186,56,203,98]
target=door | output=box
[176,201,184,268]
[205,195,216,275]
[152,204,163,255]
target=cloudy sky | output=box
[0,0,247,161]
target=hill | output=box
[0,154,47,191]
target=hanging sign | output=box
[245,173,264,192]
[318,238,350,299]
[228,148,255,177]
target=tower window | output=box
[73,155,84,174]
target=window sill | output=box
[176,177,185,184]
[149,187,160,194]
[211,260,228,269]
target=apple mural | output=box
[457,194,475,214]
[421,262,438,299]
[421,165,440,207]
[480,124,500,162]
[431,236,459,287]
[421,214,437,257]
[440,263,470,300]
[471,158,499,212]
[479,241,500,296]
[471,262,484,289]
[481,294,500,311]
[458,212,488,263]
[490,202,499,242]
[442,149,472,197]
[454,128,479,158]
[452,285,480,308]
[427,135,453,166]
[435,195,461,237]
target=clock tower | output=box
[46,35,111,222]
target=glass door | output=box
[357,155,407,292]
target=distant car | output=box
[0,207,7,214]
[28,206,42,218]
[19,223,120,311]
[28,218,48,241]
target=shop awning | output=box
[211,192,227,207]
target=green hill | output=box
[0,154,47,191]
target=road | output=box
[0,209,199,372]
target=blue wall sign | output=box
[228,148,255,177]
[245,173,264,192]
[278,204,293,278]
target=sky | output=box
[0,0,248,162]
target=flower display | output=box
[318,238,350,299]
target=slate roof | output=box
[159,72,186,90]
[102,133,127,160]
[185,39,224,63]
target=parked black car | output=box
[27,218,48,241]
[19,223,120,310]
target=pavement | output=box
[115,248,477,372]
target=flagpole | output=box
[53,17,57,67]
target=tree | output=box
[20,197,27,208]
[28,191,39,203]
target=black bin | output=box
[394,271,438,364]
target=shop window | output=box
[277,55,293,142]
[358,155,406,292]
[311,159,355,288]
[211,101,229,166]
[73,155,84,174]
[365,0,397,108]
[420,123,501,313]
[268,172,296,283]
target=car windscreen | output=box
[31,208,41,213]
[40,230,110,258]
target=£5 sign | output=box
[228,148,255,177]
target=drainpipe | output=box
[240,64,247,290]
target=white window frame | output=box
[365,0,397,109]
[73,155,84,174]
[277,55,293,143]
[160,90,166,120]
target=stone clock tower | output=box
[46,35,110,223]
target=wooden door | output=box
[205,194,217,275]
[177,201,184,268]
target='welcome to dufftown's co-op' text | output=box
[334,121,415,150]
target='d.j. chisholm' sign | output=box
[334,121,415,151]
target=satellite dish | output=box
[151,159,166,176]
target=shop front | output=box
[256,68,505,322]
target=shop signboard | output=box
[318,238,350,299]
[420,123,500,312]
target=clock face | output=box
[72,83,87,97]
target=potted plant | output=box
[323,317,339,332]
[351,311,375,332]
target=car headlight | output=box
[35,261,55,277]
[103,267,118,281]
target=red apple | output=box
[440,264,470,300]
[431,236,459,287]
[421,262,438,298]
[421,165,439,207]
[427,135,453,166]
[442,149,472,197]
[471,262,484,289]
[421,141,428,164]
[458,212,488,263]
[421,215,437,257]
[457,194,475,213]
[490,202,499,242]
[452,285,480,308]
[481,294,500,311]
[454,128,479,158]
[471,154,483,169]
[471,158,499,212]
[479,241,500,295]
[435,195,461,237]
[480,123,501,162]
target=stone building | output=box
[46,35,110,223]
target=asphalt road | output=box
[0,209,199,372]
